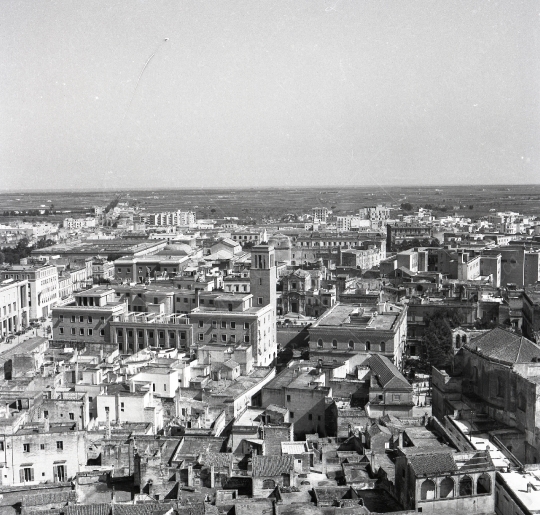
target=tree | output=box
[418,308,464,371]
[400,202,414,211]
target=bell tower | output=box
[250,244,276,309]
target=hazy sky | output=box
[1,0,539,191]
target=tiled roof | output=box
[66,505,110,515]
[367,354,411,390]
[113,505,174,515]
[408,452,457,476]
[465,327,540,364]
[252,455,294,477]
[197,452,232,467]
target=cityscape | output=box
[1,1,539,514]
[0,189,540,514]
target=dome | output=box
[268,233,291,249]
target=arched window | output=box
[348,340,354,350]
[262,479,275,489]
[420,479,435,500]
[477,473,491,494]
[440,477,454,498]
[462,335,467,344]
[317,339,323,348]
[332,339,337,349]
[366,341,371,351]
[459,476,473,496]
[456,335,461,348]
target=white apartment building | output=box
[140,210,196,227]
[63,217,97,229]
[1,264,59,320]
[0,279,29,337]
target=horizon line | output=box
[1,183,540,194]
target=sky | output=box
[1,0,539,191]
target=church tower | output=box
[250,244,277,310]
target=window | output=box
[380,341,385,353]
[258,297,263,305]
[59,327,64,335]
[317,339,323,348]
[23,443,30,453]
[56,441,63,450]
[169,331,175,340]
[70,315,75,323]
[477,473,491,494]
[138,330,144,338]
[180,332,186,340]
[79,316,84,323]
[59,315,64,322]
[244,322,250,329]
[198,333,204,341]
[366,341,371,351]
[348,340,354,350]
[79,328,84,335]
[100,316,105,323]
[244,335,250,343]
[290,412,294,418]
[121,402,124,412]
[159,331,164,339]
[88,329,93,336]
[105,406,109,413]
[230,322,236,329]
[221,334,227,342]
[332,339,337,349]
[286,395,291,402]
[231,335,236,343]
[87,316,93,323]
[71,328,76,335]
[459,476,473,496]
[221,321,227,329]
[199,320,204,328]
[164,384,167,392]
[40,443,45,450]
[117,329,123,337]
[308,414,313,420]
[211,334,217,341]
[420,479,435,500]
[100,329,105,336]
[20,467,34,483]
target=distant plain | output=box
[1,185,539,222]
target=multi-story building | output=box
[1,263,59,320]
[261,362,331,438]
[62,217,96,229]
[308,302,408,367]
[0,419,87,486]
[110,312,193,354]
[0,278,29,337]
[189,293,276,367]
[114,255,191,283]
[51,287,128,345]
[312,207,329,223]
[96,382,164,434]
[139,210,196,227]
[523,289,540,342]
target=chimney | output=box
[130,380,136,393]
[210,464,215,489]
[187,465,194,487]
[398,430,404,448]
[527,483,533,493]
